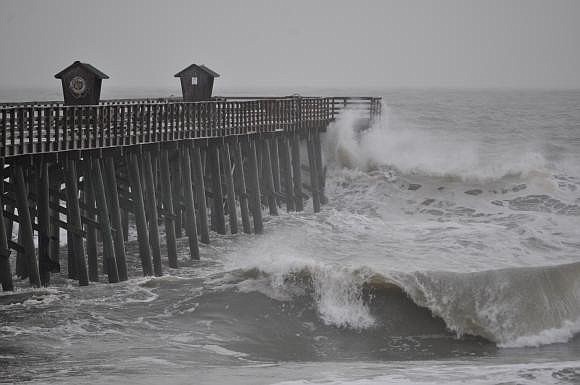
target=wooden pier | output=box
[0,95,381,290]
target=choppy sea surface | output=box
[1,88,580,384]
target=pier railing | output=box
[0,97,325,157]
[0,96,381,158]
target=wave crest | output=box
[325,104,548,182]
[233,260,580,348]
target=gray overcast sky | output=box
[1,0,579,90]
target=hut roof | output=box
[174,64,220,78]
[55,61,109,79]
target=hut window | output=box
[191,76,198,86]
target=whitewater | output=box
[1,89,579,384]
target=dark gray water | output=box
[1,89,580,384]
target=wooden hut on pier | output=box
[175,64,220,102]
[55,61,109,106]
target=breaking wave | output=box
[325,104,548,182]
[229,260,580,348]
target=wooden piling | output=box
[243,137,263,233]
[121,209,129,242]
[121,207,129,242]
[16,227,26,279]
[128,151,154,276]
[269,135,282,206]
[160,149,178,268]
[291,133,304,211]
[221,141,238,234]
[103,157,128,281]
[37,160,51,286]
[67,230,76,280]
[306,133,321,213]
[143,151,163,276]
[261,137,279,216]
[207,141,226,235]
[231,138,251,234]
[50,171,60,272]
[91,158,119,283]
[170,154,183,238]
[64,159,89,286]
[191,145,210,244]
[181,145,200,260]
[84,167,99,282]
[278,134,295,211]
[313,129,327,205]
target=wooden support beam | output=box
[278,134,295,212]
[64,159,89,286]
[313,129,327,205]
[122,206,129,242]
[37,160,52,286]
[49,170,61,268]
[243,137,263,234]
[119,162,130,243]
[7,240,24,254]
[306,133,321,213]
[15,179,27,279]
[5,180,102,219]
[2,192,102,232]
[291,132,304,211]
[269,135,282,207]
[14,165,41,287]
[221,141,238,234]
[181,145,200,260]
[143,151,163,276]
[84,165,99,282]
[170,152,183,238]
[207,141,226,235]
[191,145,210,244]
[104,157,128,281]
[261,138,279,216]
[128,152,154,276]
[160,149,178,268]
[231,138,251,234]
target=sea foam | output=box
[325,102,548,182]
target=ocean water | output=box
[1,89,580,384]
